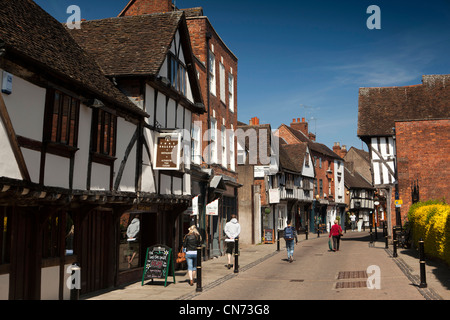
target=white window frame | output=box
[221,125,227,167]
[191,124,202,165]
[210,118,217,164]
[219,62,226,103]
[229,130,235,171]
[228,72,234,113]
[209,50,216,96]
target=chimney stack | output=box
[249,117,260,126]
[290,117,308,136]
[333,142,347,158]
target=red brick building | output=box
[358,75,450,233]
[119,0,239,257]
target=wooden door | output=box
[79,209,115,295]
[9,208,40,300]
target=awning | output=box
[209,175,226,191]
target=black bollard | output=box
[384,223,389,249]
[305,227,308,240]
[392,227,398,257]
[317,225,320,238]
[196,246,202,292]
[234,238,239,274]
[419,239,427,288]
[277,230,280,251]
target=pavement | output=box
[83,230,449,301]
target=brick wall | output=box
[189,17,238,180]
[395,119,450,226]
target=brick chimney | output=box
[119,0,175,17]
[333,142,347,158]
[249,117,260,126]
[290,117,308,136]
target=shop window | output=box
[42,211,62,259]
[65,212,74,256]
[0,207,11,265]
[119,213,141,271]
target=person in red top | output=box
[329,220,343,251]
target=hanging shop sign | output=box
[153,132,181,170]
[206,199,219,216]
[185,195,199,215]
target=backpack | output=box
[284,226,294,240]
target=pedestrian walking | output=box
[183,225,202,286]
[329,220,343,252]
[224,214,241,269]
[350,213,357,231]
[283,221,298,262]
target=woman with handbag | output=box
[329,220,343,252]
[183,225,202,286]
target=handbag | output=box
[328,238,333,250]
[176,248,186,263]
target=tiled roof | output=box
[281,142,308,174]
[358,75,450,137]
[0,0,147,117]
[281,125,343,160]
[344,167,374,190]
[69,12,184,77]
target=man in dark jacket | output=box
[283,221,298,262]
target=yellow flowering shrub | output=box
[408,202,450,266]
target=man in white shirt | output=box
[224,214,241,269]
[350,213,357,231]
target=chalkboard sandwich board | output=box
[264,229,275,244]
[141,244,176,287]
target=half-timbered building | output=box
[276,118,346,233]
[118,0,240,259]
[358,75,450,234]
[70,11,205,287]
[0,0,156,299]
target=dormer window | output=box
[168,53,186,96]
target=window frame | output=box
[168,53,187,96]
[209,50,216,96]
[91,108,117,159]
[228,72,234,112]
[45,89,80,148]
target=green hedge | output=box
[408,200,450,266]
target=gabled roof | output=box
[70,12,184,77]
[281,142,309,174]
[358,75,450,137]
[344,167,374,190]
[0,0,146,117]
[279,124,343,160]
[69,11,204,110]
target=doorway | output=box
[78,209,114,295]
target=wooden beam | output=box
[0,93,31,181]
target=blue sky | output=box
[35,0,450,151]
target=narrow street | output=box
[192,232,426,300]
